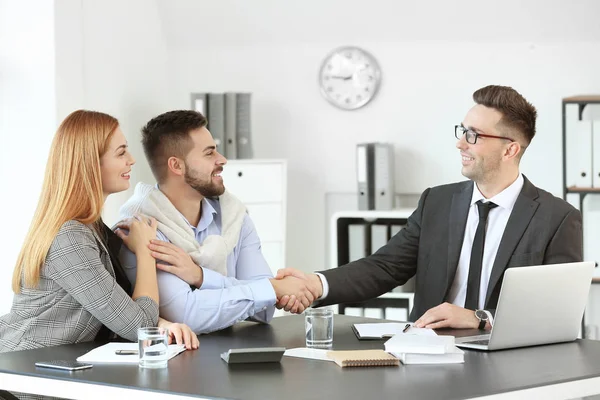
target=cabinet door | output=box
[260,241,284,275]
[222,162,283,203]
[566,104,593,188]
[246,204,284,242]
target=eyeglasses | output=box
[455,125,515,145]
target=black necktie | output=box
[465,200,498,310]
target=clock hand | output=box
[329,75,353,81]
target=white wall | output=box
[51,0,600,270]
[0,0,56,313]
[9,0,600,324]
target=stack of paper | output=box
[77,342,186,364]
[384,334,464,365]
[352,323,437,339]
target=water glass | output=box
[138,327,169,369]
[305,308,334,348]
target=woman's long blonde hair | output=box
[12,110,119,293]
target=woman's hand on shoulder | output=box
[158,318,199,350]
[114,214,157,255]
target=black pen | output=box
[402,323,411,333]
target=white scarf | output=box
[118,183,246,276]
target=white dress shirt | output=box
[447,174,524,310]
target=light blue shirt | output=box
[120,197,276,334]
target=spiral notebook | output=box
[326,350,399,368]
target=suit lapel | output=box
[484,176,539,305]
[445,182,473,297]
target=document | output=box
[384,334,455,355]
[283,347,333,362]
[352,323,437,339]
[392,346,464,365]
[77,342,186,364]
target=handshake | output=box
[269,268,324,314]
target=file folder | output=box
[225,92,238,159]
[357,143,395,210]
[566,104,592,188]
[191,93,208,116]
[208,93,226,156]
[236,92,253,159]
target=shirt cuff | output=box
[314,273,329,300]
[247,278,277,311]
[200,267,226,290]
[483,310,494,327]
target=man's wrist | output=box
[268,279,280,297]
[474,309,492,330]
[309,274,324,299]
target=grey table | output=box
[1,315,600,400]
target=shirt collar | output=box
[470,173,524,211]
[177,198,218,232]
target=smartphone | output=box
[35,360,93,371]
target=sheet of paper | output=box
[77,342,186,364]
[354,323,437,338]
[283,347,334,362]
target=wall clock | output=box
[318,46,381,110]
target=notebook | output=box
[77,342,186,364]
[384,333,455,354]
[352,323,437,339]
[326,350,400,368]
[392,347,465,365]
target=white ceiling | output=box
[156,0,600,46]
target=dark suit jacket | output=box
[318,176,583,321]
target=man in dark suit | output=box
[276,85,582,331]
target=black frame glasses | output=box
[455,125,515,144]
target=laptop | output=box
[455,261,594,351]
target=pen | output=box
[402,323,411,333]
[115,350,138,355]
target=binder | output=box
[357,143,395,210]
[357,143,373,210]
[348,224,366,262]
[374,144,394,210]
[236,92,253,159]
[191,93,208,116]
[224,93,238,159]
[208,93,226,156]
[565,104,592,188]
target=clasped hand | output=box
[271,268,323,314]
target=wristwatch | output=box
[475,309,488,330]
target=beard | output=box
[461,155,501,184]
[184,163,225,197]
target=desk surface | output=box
[2,315,600,400]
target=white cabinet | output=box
[221,159,287,276]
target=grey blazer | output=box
[0,220,159,353]
[319,176,583,320]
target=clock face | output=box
[319,46,381,110]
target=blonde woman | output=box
[0,110,199,354]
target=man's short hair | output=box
[473,85,537,146]
[141,110,208,183]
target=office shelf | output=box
[562,95,600,339]
[566,186,600,194]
